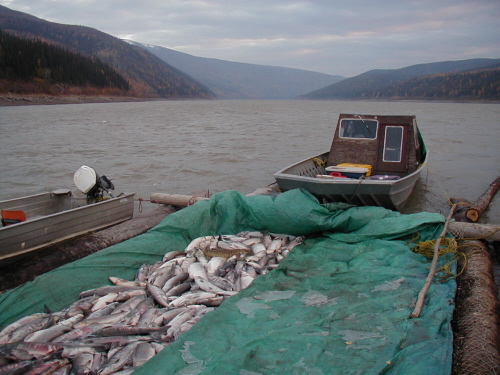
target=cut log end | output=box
[465,208,480,223]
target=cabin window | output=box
[383,126,404,162]
[339,119,377,139]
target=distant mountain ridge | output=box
[0,4,498,101]
[300,59,500,100]
[129,41,345,99]
[0,5,214,99]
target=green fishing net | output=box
[0,189,454,374]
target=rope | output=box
[409,233,487,283]
[312,157,326,167]
[427,165,452,205]
[411,236,460,282]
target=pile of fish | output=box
[0,231,303,374]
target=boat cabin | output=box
[327,114,425,177]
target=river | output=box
[0,100,499,223]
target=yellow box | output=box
[337,163,372,176]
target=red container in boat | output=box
[329,172,347,178]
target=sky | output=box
[1,0,499,77]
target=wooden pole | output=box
[410,204,457,318]
[150,193,209,207]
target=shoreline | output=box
[1,94,498,106]
[0,94,159,106]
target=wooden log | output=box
[150,193,209,207]
[0,205,175,293]
[457,177,500,222]
[448,222,500,242]
[451,238,500,375]
[450,191,500,374]
[467,176,500,222]
[450,197,476,223]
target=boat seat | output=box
[1,210,27,226]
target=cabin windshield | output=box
[383,126,404,162]
[339,119,377,139]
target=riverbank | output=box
[0,94,156,106]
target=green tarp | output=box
[0,189,454,374]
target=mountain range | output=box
[300,58,500,100]
[127,41,343,99]
[1,4,499,101]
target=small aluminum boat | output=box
[0,166,135,260]
[274,114,428,210]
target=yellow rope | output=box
[416,238,457,282]
[426,166,452,205]
[410,235,465,282]
[312,157,326,167]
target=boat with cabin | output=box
[274,113,428,210]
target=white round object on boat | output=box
[74,165,97,193]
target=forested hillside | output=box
[374,68,500,100]
[0,30,130,95]
[300,59,500,100]
[0,5,215,99]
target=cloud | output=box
[2,0,499,76]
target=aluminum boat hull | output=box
[0,191,135,260]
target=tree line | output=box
[0,29,130,93]
[376,68,500,100]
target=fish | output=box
[132,342,156,368]
[169,291,220,308]
[164,282,191,298]
[90,293,119,312]
[0,341,63,361]
[151,264,174,288]
[24,315,84,343]
[126,297,155,326]
[135,264,150,282]
[98,342,139,375]
[161,272,189,293]
[80,285,144,299]
[162,250,185,263]
[267,238,282,254]
[0,314,49,344]
[73,311,130,329]
[193,276,237,296]
[52,325,107,343]
[71,352,94,375]
[205,256,227,276]
[135,307,157,328]
[185,236,213,252]
[8,316,55,343]
[203,248,251,258]
[251,243,267,257]
[146,284,170,307]
[0,230,304,373]
[0,360,45,375]
[208,275,235,291]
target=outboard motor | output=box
[74,165,115,203]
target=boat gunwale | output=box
[0,192,136,229]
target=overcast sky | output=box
[2,0,499,77]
